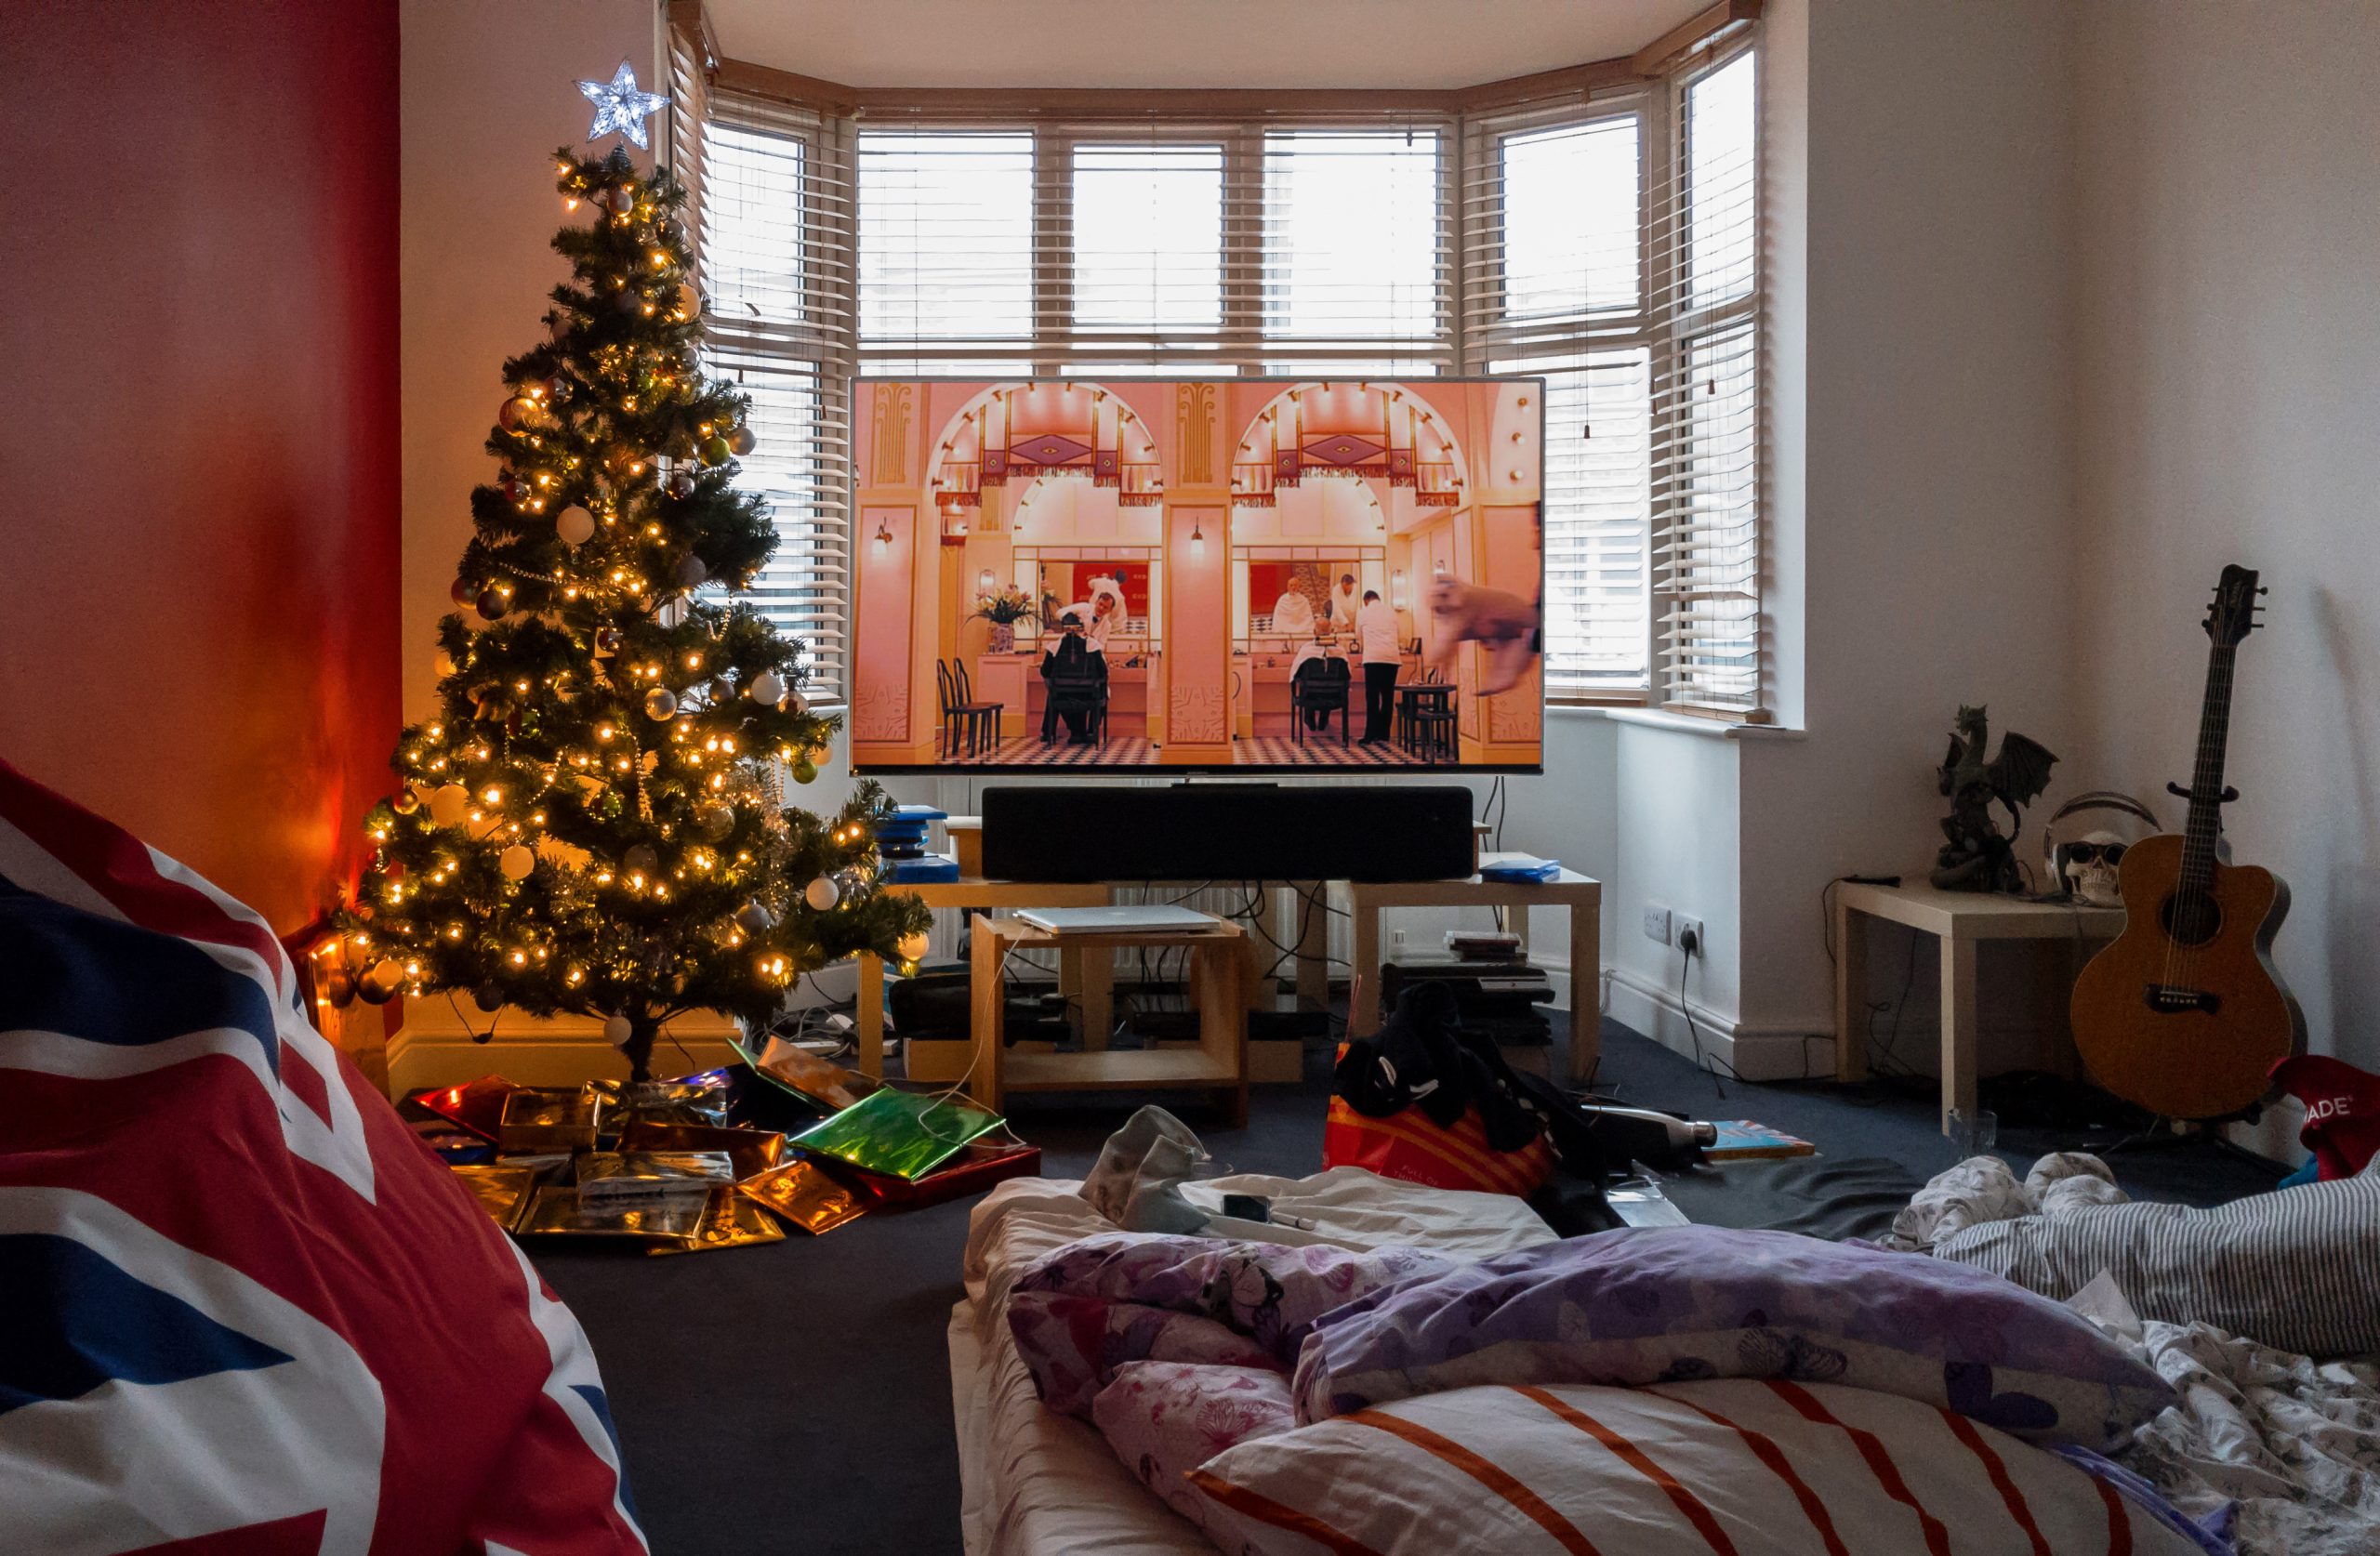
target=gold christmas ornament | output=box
[555,504,596,545]
[500,844,536,880]
[359,958,405,1004]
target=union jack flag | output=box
[0,758,648,1556]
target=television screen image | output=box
[848,376,1543,772]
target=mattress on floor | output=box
[949,1167,1559,1556]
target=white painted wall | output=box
[401,0,658,719]
[2068,1,2380,1079]
[1613,0,2086,1081]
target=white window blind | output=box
[1260,130,1449,370]
[699,87,854,698]
[1651,47,1761,716]
[846,114,1449,376]
[1463,38,1765,715]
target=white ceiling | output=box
[702,0,1711,90]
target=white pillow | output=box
[1187,1379,2209,1556]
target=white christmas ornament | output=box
[897,930,931,963]
[429,784,470,827]
[603,1014,635,1048]
[500,844,536,880]
[750,671,785,705]
[576,61,669,152]
[803,875,840,912]
[643,687,679,720]
[555,505,595,545]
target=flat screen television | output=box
[847,376,1543,774]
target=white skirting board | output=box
[384,999,745,1093]
[1599,965,1835,1084]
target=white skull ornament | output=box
[2059,829,2128,907]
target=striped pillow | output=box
[1187,1380,2214,1556]
[1934,1159,2380,1357]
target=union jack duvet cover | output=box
[0,758,647,1556]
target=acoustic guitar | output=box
[2070,565,2306,1118]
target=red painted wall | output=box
[0,2,401,932]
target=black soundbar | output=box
[980,784,1475,883]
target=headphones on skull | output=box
[2040,790,2162,896]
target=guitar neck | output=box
[2181,640,2237,890]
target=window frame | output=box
[690,25,1764,719]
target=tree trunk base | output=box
[620,1012,663,1084]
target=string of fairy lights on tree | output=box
[336,65,927,1080]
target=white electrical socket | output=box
[1391,929,1407,952]
[1675,915,1706,956]
[1642,903,1673,944]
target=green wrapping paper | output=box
[790,1088,1004,1181]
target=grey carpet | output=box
[529,1019,2282,1555]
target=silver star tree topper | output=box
[576,61,669,151]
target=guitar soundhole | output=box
[2161,890,2222,947]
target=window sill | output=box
[1551,703,1805,741]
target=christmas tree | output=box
[343,129,928,1082]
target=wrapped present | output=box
[612,1069,733,1128]
[748,1036,878,1111]
[738,1158,867,1234]
[616,1121,786,1181]
[497,1086,605,1152]
[650,1187,789,1255]
[575,1150,734,1209]
[496,1151,575,1187]
[791,1087,1003,1181]
[414,1121,496,1166]
[449,1163,537,1230]
[823,1138,1041,1211]
[516,1184,705,1240]
[416,1075,522,1142]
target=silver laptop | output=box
[1015,904,1221,934]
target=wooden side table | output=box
[1339,854,1604,1084]
[1831,882,2125,1133]
[853,877,1111,1077]
[970,916,1250,1127]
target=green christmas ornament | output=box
[790,758,817,785]
[698,435,733,467]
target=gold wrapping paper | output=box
[649,1187,789,1255]
[737,1158,866,1234]
[497,1086,605,1152]
[615,1122,787,1181]
[450,1164,536,1231]
[517,1184,705,1240]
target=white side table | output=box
[1339,854,1604,1084]
[1831,882,2124,1133]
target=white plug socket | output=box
[1675,915,1706,956]
[1642,903,1672,944]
